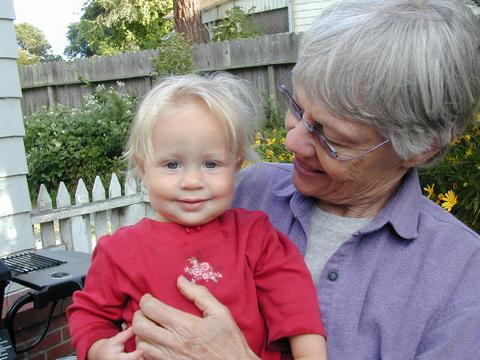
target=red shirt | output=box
[68,208,325,360]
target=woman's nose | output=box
[284,113,316,158]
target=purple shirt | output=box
[232,162,480,360]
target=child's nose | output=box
[180,168,204,189]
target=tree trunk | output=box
[173,0,204,44]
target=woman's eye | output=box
[204,161,217,169]
[166,161,180,169]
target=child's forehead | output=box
[154,99,229,130]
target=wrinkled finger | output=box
[135,337,173,360]
[138,293,200,329]
[132,308,176,348]
[176,276,229,318]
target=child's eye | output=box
[166,161,180,169]
[204,161,217,169]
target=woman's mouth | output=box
[293,158,325,177]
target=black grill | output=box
[1,252,65,274]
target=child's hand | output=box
[87,327,143,360]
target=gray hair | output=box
[293,0,480,166]
[125,72,264,177]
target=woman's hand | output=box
[132,276,260,360]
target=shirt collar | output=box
[272,165,422,241]
[360,168,421,240]
[271,170,315,219]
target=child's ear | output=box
[134,156,146,177]
[235,156,245,170]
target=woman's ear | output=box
[401,144,440,168]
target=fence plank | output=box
[71,179,92,253]
[92,176,108,241]
[121,177,145,226]
[56,181,73,250]
[37,184,56,248]
[109,173,122,232]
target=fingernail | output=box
[178,275,189,284]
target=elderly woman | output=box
[131,0,480,359]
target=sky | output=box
[13,0,86,57]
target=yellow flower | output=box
[267,137,276,146]
[451,137,461,145]
[465,147,473,157]
[440,190,457,212]
[423,184,435,199]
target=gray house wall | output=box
[0,0,34,255]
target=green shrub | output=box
[212,6,262,42]
[24,84,136,201]
[419,120,480,232]
[253,98,293,163]
[151,33,193,79]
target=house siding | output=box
[0,0,34,255]
[202,0,288,23]
[201,0,336,33]
[292,0,333,33]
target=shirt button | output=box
[328,271,339,282]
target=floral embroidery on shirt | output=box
[184,257,223,284]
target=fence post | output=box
[71,179,92,253]
[121,177,145,226]
[56,182,73,250]
[37,184,56,248]
[109,173,122,232]
[92,176,108,241]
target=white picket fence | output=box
[30,173,154,253]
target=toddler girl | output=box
[67,73,326,360]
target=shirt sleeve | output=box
[67,235,127,360]
[247,212,326,351]
[415,249,480,359]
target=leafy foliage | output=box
[24,84,136,200]
[65,0,174,58]
[212,6,262,42]
[151,33,193,78]
[419,120,480,232]
[16,23,62,64]
[253,100,293,163]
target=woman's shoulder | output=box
[418,196,480,252]
[236,162,292,190]
[233,162,295,209]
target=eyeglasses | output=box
[278,83,390,162]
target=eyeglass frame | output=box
[278,83,390,162]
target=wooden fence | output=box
[31,174,153,252]
[18,32,300,116]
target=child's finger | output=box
[112,327,135,344]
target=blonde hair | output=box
[125,72,265,177]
